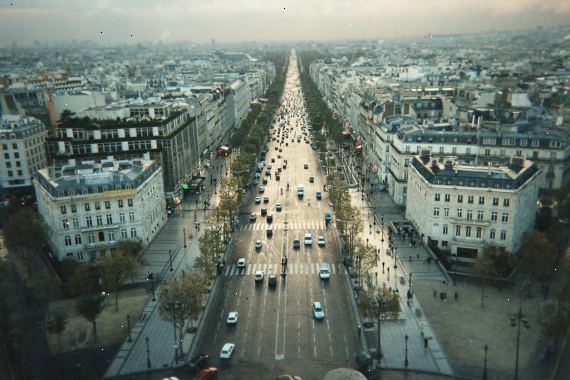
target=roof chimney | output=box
[444,159,453,171]
[420,149,430,164]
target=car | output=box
[316,191,322,200]
[255,240,262,250]
[274,146,278,151]
[267,164,272,170]
[265,170,271,177]
[271,158,275,163]
[188,354,210,372]
[268,275,277,287]
[276,203,283,211]
[312,302,325,320]
[262,178,268,185]
[311,144,317,150]
[263,196,269,204]
[254,196,261,204]
[227,311,238,325]
[304,233,312,246]
[293,239,301,249]
[304,163,308,169]
[237,258,246,269]
[279,148,283,152]
[220,343,235,359]
[267,213,273,223]
[250,213,256,222]
[254,270,264,282]
[324,211,332,223]
[309,176,314,183]
[261,208,267,216]
[318,235,326,246]
[196,366,219,380]
[275,173,280,181]
[266,227,273,237]
[259,186,265,193]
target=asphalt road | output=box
[193,51,361,379]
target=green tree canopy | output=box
[76,295,105,343]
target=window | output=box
[130,227,137,238]
[466,210,473,220]
[502,213,509,223]
[476,227,482,238]
[109,231,115,242]
[64,235,72,246]
[404,158,409,167]
[60,205,67,215]
[405,146,410,153]
[75,234,82,245]
[119,213,126,223]
[467,196,473,204]
[452,147,457,154]
[500,230,507,240]
[485,148,491,156]
[455,225,461,236]
[121,228,128,239]
[129,211,135,222]
[95,201,101,211]
[442,240,448,247]
[71,204,77,213]
[439,146,444,154]
[84,203,91,212]
[490,212,497,221]
[73,218,80,228]
[479,196,485,205]
[434,193,440,201]
[456,195,463,203]
[443,224,448,234]
[118,199,124,208]
[503,198,510,207]
[88,232,95,244]
[62,218,69,229]
[77,251,84,261]
[444,194,450,202]
[128,198,133,207]
[490,229,496,239]
[493,197,499,206]
[433,207,440,216]
[96,215,103,226]
[106,214,113,225]
[105,200,111,209]
[477,210,484,221]
[86,216,93,227]
[457,209,463,218]
[466,147,471,155]
[465,226,471,237]
[444,208,449,217]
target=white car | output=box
[318,235,326,246]
[226,311,238,325]
[220,343,235,359]
[313,302,325,320]
[304,233,312,246]
[255,240,262,250]
[237,258,246,269]
[255,196,261,204]
[254,270,264,282]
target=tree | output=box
[27,270,61,303]
[66,264,100,297]
[47,312,68,351]
[98,244,141,311]
[76,295,105,343]
[196,227,223,279]
[474,246,500,307]
[3,208,49,277]
[159,273,206,356]
[518,231,558,282]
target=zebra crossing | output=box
[223,262,347,276]
[239,221,327,232]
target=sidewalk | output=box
[104,155,231,378]
[340,154,454,376]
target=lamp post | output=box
[150,279,156,302]
[483,344,489,380]
[127,314,132,342]
[404,334,409,368]
[169,249,174,271]
[409,272,413,295]
[145,337,151,368]
[511,304,530,380]
[375,293,386,368]
[183,228,187,248]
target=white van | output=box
[319,263,330,280]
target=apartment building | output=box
[406,153,540,259]
[34,155,166,262]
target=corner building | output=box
[34,155,165,262]
[406,152,540,260]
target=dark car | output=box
[261,208,267,216]
[292,239,301,249]
[268,275,277,287]
[188,354,210,373]
[267,227,273,237]
[267,214,273,224]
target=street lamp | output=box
[483,344,489,380]
[145,337,151,368]
[404,334,409,368]
[183,228,187,248]
[126,314,132,342]
[169,249,174,271]
[511,304,530,380]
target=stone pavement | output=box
[104,155,232,378]
[339,152,454,376]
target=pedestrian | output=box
[424,337,429,348]
[387,267,390,274]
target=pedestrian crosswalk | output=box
[223,262,347,276]
[239,222,327,232]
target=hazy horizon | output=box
[1,0,570,46]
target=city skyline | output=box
[1,0,570,46]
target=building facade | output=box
[34,155,166,262]
[406,153,540,259]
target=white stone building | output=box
[34,155,166,262]
[406,152,540,260]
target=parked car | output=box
[220,343,235,359]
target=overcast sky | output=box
[1,0,569,45]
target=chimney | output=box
[420,149,430,164]
[431,159,439,173]
[444,159,453,170]
[510,157,524,173]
